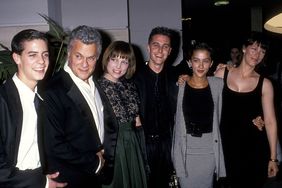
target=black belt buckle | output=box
[190,122,202,137]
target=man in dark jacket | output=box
[0,29,66,187]
[42,25,118,188]
[134,26,178,188]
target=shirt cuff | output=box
[95,157,102,174]
[45,176,49,188]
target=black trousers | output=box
[146,135,173,188]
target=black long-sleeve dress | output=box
[98,77,147,188]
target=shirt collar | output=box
[64,61,95,90]
[12,73,40,101]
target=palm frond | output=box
[0,43,10,51]
[38,13,68,43]
[0,50,14,64]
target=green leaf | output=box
[38,13,67,41]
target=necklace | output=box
[188,78,208,89]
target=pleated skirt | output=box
[102,122,147,188]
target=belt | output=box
[186,121,212,137]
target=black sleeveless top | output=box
[220,68,269,187]
[183,83,213,136]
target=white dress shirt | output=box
[13,74,41,170]
[64,63,104,142]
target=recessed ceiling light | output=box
[214,0,229,6]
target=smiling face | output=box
[243,42,266,67]
[13,39,49,90]
[104,56,129,82]
[67,39,98,83]
[190,49,213,78]
[147,34,171,68]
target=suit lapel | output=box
[65,74,101,144]
[2,78,23,162]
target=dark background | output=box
[181,2,282,184]
[181,0,282,63]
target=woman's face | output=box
[243,42,266,67]
[190,49,213,78]
[104,56,129,82]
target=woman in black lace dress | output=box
[98,41,147,188]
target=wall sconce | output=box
[264,13,282,34]
[214,0,229,6]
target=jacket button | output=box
[215,140,218,143]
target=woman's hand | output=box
[252,116,265,131]
[135,116,142,127]
[268,160,279,177]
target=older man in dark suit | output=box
[42,25,118,188]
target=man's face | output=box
[147,34,171,67]
[68,40,98,83]
[13,39,49,89]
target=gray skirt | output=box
[179,133,215,188]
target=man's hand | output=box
[177,74,190,86]
[214,63,235,75]
[96,149,105,174]
[214,63,226,75]
[47,172,67,188]
[252,116,265,131]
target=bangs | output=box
[110,51,130,61]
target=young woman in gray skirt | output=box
[172,42,226,188]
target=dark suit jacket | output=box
[133,63,178,136]
[0,78,46,188]
[42,70,118,188]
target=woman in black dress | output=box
[215,32,279,188]
[98,41,147,188]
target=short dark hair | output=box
[243,31,269,51]
[11,29,48,55]
[190,42,213,60]
[102,41,136,79]
[68,25,102,58]
[148,26,172,44]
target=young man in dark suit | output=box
[0,29,67,187]
[134,26,177,188]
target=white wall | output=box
[0,0,48,26]
[128,0,182,63]
[48,0,63,26]
[0,0,49,49]
[0,0,130,49]
[0,0,182,62]
[60,0,128,30]
[60,0,129,42]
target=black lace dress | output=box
[98,77,147,188]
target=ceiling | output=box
[182,0,272,17]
